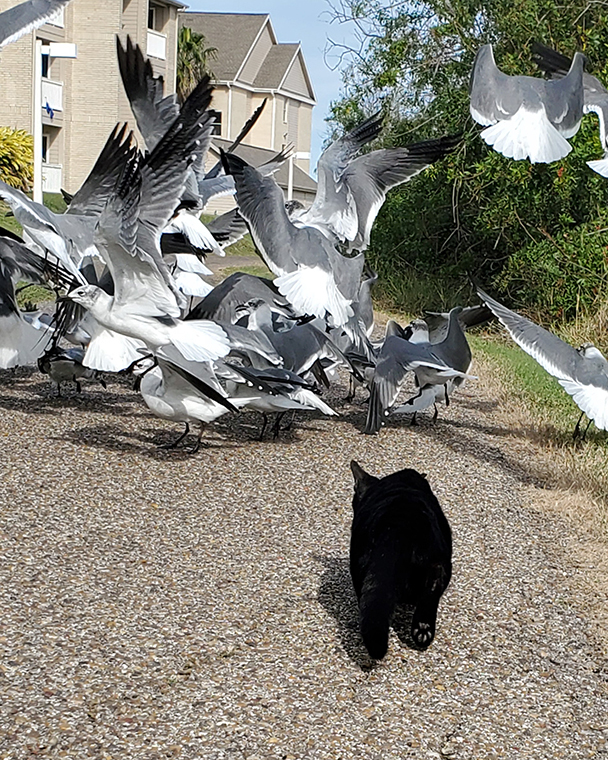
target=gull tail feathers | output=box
[587,157,608,177]
[290,388,339,416]
[175,272,214,297]
[84,328,146,372]
[169,320,231,363]
[0,314,50,368]
[481,107,572,163]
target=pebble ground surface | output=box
[0,365,607,759]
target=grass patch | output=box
[0,192,67,238]
[16,283,55,310]
[217,263,273,280]
[469,332,581,438]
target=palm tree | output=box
[177,26,216,103]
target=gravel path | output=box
[0,365,607,759]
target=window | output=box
[41,53,50,78]
[282,99,289,124]
[42,134,48,163]
[209,110,222,136]
[148,3,165,31]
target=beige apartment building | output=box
[0,0,183,194]
[180,11,317,211]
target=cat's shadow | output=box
[316,554,376,670]
[316,554,426,670]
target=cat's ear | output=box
[420,472,428,479]
[350,460,377,497]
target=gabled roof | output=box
[179,12,271,82]
[210,137,317,194]
[254,43,299,89]
[179,12,315,102]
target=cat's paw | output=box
[411,621,435,649]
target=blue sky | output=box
[183,0,357,173]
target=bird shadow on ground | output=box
[0,385,145,418]
[53,422,248,458]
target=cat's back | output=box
[352,468,451,555]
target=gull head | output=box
[67,284,107,311]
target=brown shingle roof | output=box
[253,43,298,89]
[210,137,317,194]
[179,12,269,82]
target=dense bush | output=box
[0,127,33,191]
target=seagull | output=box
[37,345,106,396]
[0,0,70,49]
[365,308,475,434]
[68,128,232,370]
[532,41,608,176]
[222,151,365,329]
[187,271,298,326]
[117,35,291,211]
[477,286,608,435]
[0,234,70,368]
[224,364,339,440]
[0,124,135,282]
[234,297,355,382]
[136,353,247,453]
[469,43,585,163]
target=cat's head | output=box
[350,460,378,503]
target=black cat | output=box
[349,461,452,659]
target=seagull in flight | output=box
[470,43,585,163]
[478,286,608,435]
[0,0,70,49]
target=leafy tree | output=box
[177,26,216,103]
[326,0,608,320]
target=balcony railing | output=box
[147,30,166,60]
[41,78,63,113]
[42,164,62,193]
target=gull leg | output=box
[159,422,190,449]
[432,403,439,424]
[573,411,585,441]
[582,417,593,441]
[272,412,286,440]
[258,413,269,441]
[188,423,205,454]
[75,380,82,393]
[410,412,419,427]
[345,375,356,403]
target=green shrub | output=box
[0,127,33,191]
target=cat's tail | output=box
[359,575,396,660]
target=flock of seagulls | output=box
[1,0,608,444]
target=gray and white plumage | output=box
[0,235,70,368]
[292,114,458,251]
[478,286,608,430]
[137,353,245,453]
[70,132,231,371]
[365,308,475,434]
[37,345,104,395]
[235,297,350,379]
[532,41,608,176]
[222,151,364,328]
[293,112,383,244]
[186,271,297,325]
[0,0,70,49]
[470,43,585,163]
[0,125,137,282]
